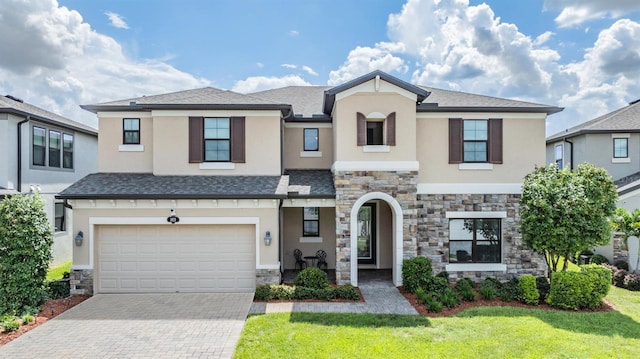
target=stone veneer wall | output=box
[418,193,547,281]
[70,269,93,295]
[612,233,629,263]
[256,269,281,286]
[334,170,419,285]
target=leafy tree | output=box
[0,194,53,315]
[610,207,640,247]
[520,163,617,275]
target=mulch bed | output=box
[398,286,615,317]
[0,295,92,346]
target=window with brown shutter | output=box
[386,112,396,146]
[357,112,366,146]
[488,118,502,164]
[449,118,502,164]
[449,118,463,163]
[188,116,245,163]
[357,111,397,146]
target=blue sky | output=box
[1,0,640,136]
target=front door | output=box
[357,203,376,265]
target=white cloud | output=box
[105,11,129,29]
[281,63,297,69]
[534,31,555,46]
[543,0,640,27]
[328,43,408,85]
[302,65,318,76]
[231,75,311,93]
[256,62,264,68]
[289,30,299,36]
[0,0,209,128]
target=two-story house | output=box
[546,99,640,262]
[0,95,98,265]
[59,71,562,294]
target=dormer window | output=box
[356,112,396,147]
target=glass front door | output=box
[357,203,376,265]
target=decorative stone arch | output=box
[350,192,404,286]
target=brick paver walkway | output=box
[0,293,253,359]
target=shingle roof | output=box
[285,169,335,198]
[547,100,640,142]
[0,95,97,134]
[57,173,286,199]
[251,86,330,118]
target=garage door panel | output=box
[98,224,256,293]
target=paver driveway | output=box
[0,293,253,359]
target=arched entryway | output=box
[349,192,403,286]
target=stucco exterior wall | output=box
[283,126,333,169]
[98,112,153,173]
[282,207,336,269]
[417,114,546,184]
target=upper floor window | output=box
[123,118,140,144]
[32,126,74,169]
[449,118,502,164]
[614,137,628,158]
[189,116,245,164]
[449,218,501,263]
[554,144,563,169]
[54,202,66,232]
[204,118,230,161]
[304,128,319,151]
[303,207,320,237]
[356,112,396,147]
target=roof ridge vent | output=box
[5,95,23,103]
[129,101,137,106]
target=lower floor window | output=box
[303,207,319,236]
[449,218,501,263]
[54,202,66,232]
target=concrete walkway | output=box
[249,280,418,315]
[0,293,253,359]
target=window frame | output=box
[32,126,47,166]
[63,133,74,169]
[366,120,384,145]
[302,207,320,237]
[462,120,488,163]
[48,130,61,168]
[122,118,141,145]
[449,218,501,263]
[613,137,629,159]
[54,202,66,233]
[203,117,231,162]
[32,125,74,170]
[303,128,319,151]
[554,144,564,169]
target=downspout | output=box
[16,116,30,193]
[563,138,574,171]
[278,199,284,284]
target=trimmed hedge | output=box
[401,257,433,293]
[293,267,329,289]
[519,275,540,305]
[547,265,611,310]
[253,284,359,301]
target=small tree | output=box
[0,194,53,315]
[520,163,617,275]
[610,207,640,247]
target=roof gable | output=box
[322,70,430,114]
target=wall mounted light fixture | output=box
[167,209,180,224]
[264,231,272,246]
[75,231,83,246]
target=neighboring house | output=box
[546,99,640,261]
[0,95,98,265]
[59,70,562,294]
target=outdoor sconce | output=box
[167,209,180,224]
[264,231,272,246]
[75,231,83,246]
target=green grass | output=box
[235,287,640,358]
[46,261,71,281]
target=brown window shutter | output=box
[357,112,366,146]
[489,118,503,164]
[386,112,396,146]
[230,117,245,163]
[188,116,204,163]
[449,118,463,163]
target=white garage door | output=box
[97,224,255,293]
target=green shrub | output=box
[427,276,450,293]
[435,271,449,280]
[401,257,434,293]
[272,285,295,300]
[479,278,500,300]
[623,273,640,291]
[22,314,34,324]
[46,279,70,299]
[416,288,442,313]
[439,287,459,308]
[519,275,540,305]
[613,260,629,271]
[535,276,550,302]
[454,279,476,302]
[2,319,20,333]
[547,266,611,310]
[0,194,53,316]
[314,288,335,301]
[590,254,609,265]
[293,267,329,290]
[499,278,522,302]
[333,284,359,300]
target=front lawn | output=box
[46,261,71,281]
[234,286,640,358]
